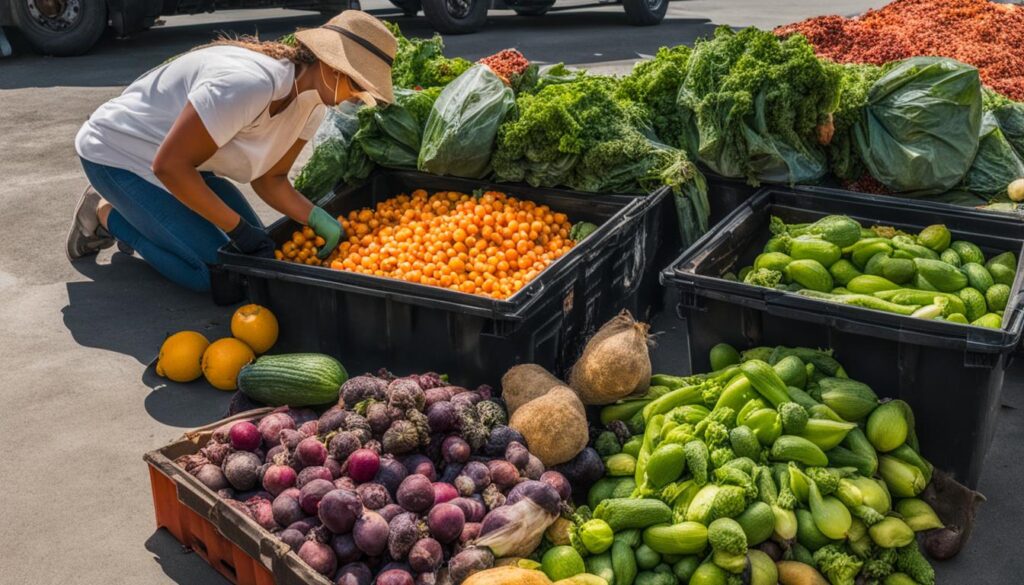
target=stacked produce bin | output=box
[662,186,1024,487]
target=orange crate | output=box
[144,409,332,585]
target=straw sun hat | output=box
[295,11,397,105]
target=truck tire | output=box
[622,0,666,26]
[422,0,487,34]
[390,0,422,15]
[11,0,107,55]
[512,5,549,15]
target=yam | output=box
[569,311,651,405]
[501,364,569,416]
[463,566,552,585]
[509,386,588,467]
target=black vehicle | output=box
[0,0,667,56]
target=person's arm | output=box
[251,139,344,259]
[250,138,314,223]
[151,102,241,232]
[151,102,274,257]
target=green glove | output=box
[307,206,344,260]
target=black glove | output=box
[227,217,275,259]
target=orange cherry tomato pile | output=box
[478,49,530,80]
[276,189,576,299]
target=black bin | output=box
[220,171,666,385]
[661,187,1024,487]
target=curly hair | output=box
[201,34,317,64]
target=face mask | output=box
[320,61,376,107]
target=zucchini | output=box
[237,353,347,406]
[769,435,828,466]
[789,237,842,268]
[829,259,863,286]
[645,444,687,488]
[865,254,916,284]
[846,275,900,294]
[642,522,709,555]
[611,540,637,585]
[594,498,673,531]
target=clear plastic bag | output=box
[294,102,373,204]
[418,64,516,179]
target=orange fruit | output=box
[155,331,210,383]
[201,338,255,391]
[230,304,279,354]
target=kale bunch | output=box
[616,45,693,148]
[386,22,471,89]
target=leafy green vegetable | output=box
[677,27,841,185]
[828,63,889,181]
[617,46,693,149]
[294,103,374,202]
[355,87,441,169]
[386,22,471,89]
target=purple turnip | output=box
[296,437,328,468]
[329,432,361,463]
[363,439,382,455]
[505,480,560,515]
[377,569,415,585]
[485,461,519,491]
[334,477,356,491]
[324,457,343,479]
[201,442,233,466]
[450,392,481,408]
[330,533,362,564]
[298,420,319,437]
[279,429,303,450]
[222,451,262,491]
[196,464,229,491]
[409,538,443,573]
[539,471,571,501]
[427,402,458,433]
[432,482,458,505]
[448,548,494,584]
[279,528,306,550]
[427,503,465,544]
[455,462,490,496]
[297,466,333,488]
[298,539,337,576]
[504,442,530,471]
[416,571,439,585]
[387,512,421,560]
[258,413,295,445]
[375,457,409,496]
[341,376,388,408]
[483,426,525,457]
[397,474,434,513]
[378,503,405,522]
[356,482,391,510]
[401,455,436,481]
[553,447,605,493]
[263,464,297,496]
[439,463,463,485]
[367,402,393,436]
[245,496,278,530]
[345,449,380,483]
[318,489,363,534]
[442,437,471,465]
[523,455,544,480]
[287,515,321,535]
[266,444,288,464]
[211,422,235,444]
[319,406,349,435]
[288,408,319,426]
[217,488,236,500]
[424,387,455,409]
[272,491,305,528]
[353,510,389,556]
[460,523,481,544]
[299,479,335,515]
[449,497,486,523]
[335,562,372,585]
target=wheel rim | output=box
[26,0,82,31]
[645,0,662,10]
[446,0,471,19]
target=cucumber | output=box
[829,259,863,286]
[754,252,794,273]
[958,287,988,322]
[789,237,842,268]
[950,240,985,264]
[960,262,994,292]
[846,275,900,294]
[786,259,834,293]
[940,248,962,267]
[914,258,968,292]
[237,353,347,406]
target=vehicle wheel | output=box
[622,0,667,26]
[390,0,422,15]
[422,0,487,34]
[11,0,106,55]
[512,5,549,16]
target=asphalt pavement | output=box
[0,1,1021,583]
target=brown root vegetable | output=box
[508,387,588,467]
[500,365,567,416]
[776,561,829,585]
[568,310,652,405]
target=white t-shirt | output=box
[76,45,326,187]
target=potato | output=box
[501,364,570,416]
[509,386,588,467]
[569,311,652,405]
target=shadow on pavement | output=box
[1,10,714,90]
[143,364,236,427]
[145,529,225,585]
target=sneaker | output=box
[66,186,115,261]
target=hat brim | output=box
[295,27,394,105]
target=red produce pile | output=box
[478,49,530,80]
[776,0,1024,100]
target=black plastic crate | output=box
[795,183,1024,223]
[219,171,666,385]
[661,187,1024,487]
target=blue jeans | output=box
[80,157,263,292]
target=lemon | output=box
[230,304,279,354]
[155,331,210,383]
[201,338,255,391]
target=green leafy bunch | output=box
[385,22,471,89]
[616,45,693,148]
